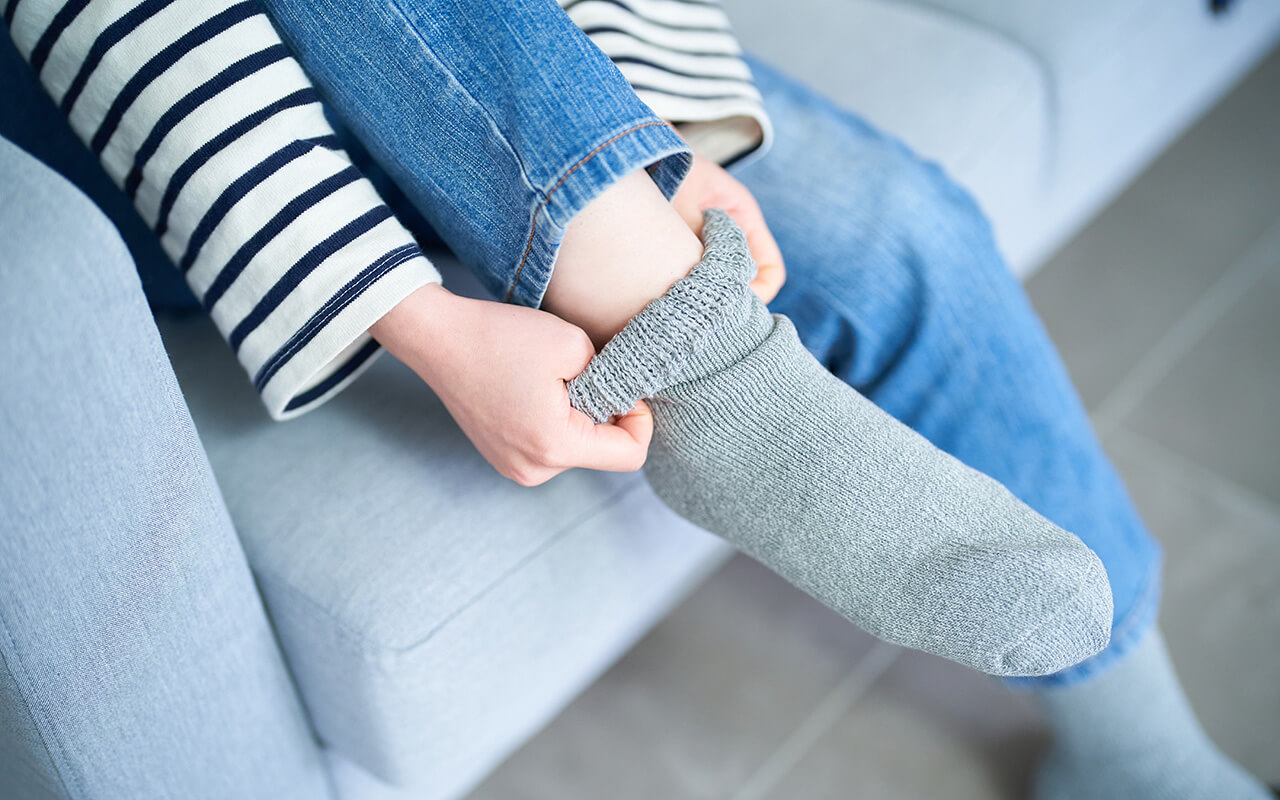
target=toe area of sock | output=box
[998,563,1114,677]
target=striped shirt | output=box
[558,0,771,165]
[4,0,769,419]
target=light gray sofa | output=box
[149,1,1280,797]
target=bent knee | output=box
[850,135,1000,279]
[759,129,1024,384]
[745,87,1003,291]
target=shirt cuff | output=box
[255,251,440,420]
[663,99,774,168]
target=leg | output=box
[734,56,1162,679]
[0,138,331,799]
[258,0,692,309]
[264,0,1111,675]
[732,57,1267,798]
[544,169,704,349]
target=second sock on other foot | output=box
[1033,630,1271,800]
[569,209,1113,677]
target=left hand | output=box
[671,152,786,303]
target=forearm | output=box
[372,167,702,371]
[370,280,652,485]
[4,0,440,419]
[365,165,702,484]
[368,283,452,373]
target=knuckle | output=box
[500,462,526,484]
[568,330,597,364]
[509,463,549,487]
[528,435,566,468]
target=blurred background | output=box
[465,2,1280,798]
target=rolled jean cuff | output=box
[260,0,693,310]
[505,120,690,307]
[1003,556,1163,690]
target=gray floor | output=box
[466,47,1280,800]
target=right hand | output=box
[370,284,652,486]
[671,152,786,303]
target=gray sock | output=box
[569,209,1113,677]
[1034,629,1270,799]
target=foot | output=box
[569,209,1113,677]
[1033,630,1271,800]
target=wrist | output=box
[369,282,458,373]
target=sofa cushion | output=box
[731,0,1280,273]
[159,313,730,798]
[726,0,1050,274]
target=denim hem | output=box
[503,119,692,308]
[1003,557,1164,691]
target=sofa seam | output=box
[0,613,79,799]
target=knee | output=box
[0,139,138,310]
[873,151,1030,354]
[769,138,1019,384]
[854,134,1005,294]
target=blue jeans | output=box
[259,0,1162,688]
[740,59,1162,688]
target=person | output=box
[0,0,1269,797]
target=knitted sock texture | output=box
[569,209,1113,677]
[1034,629,1270,799]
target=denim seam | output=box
[382,0,543,204]
[504,119,673,302]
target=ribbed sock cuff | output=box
[568,209,773,423]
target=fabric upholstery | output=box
[160,302,729,795]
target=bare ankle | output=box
[544,169,702,349]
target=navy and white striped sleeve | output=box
[558,0,773,167]
[4,0,441,420]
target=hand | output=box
[371,284,652,486]
[671,152,786,303]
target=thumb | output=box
[565,401,653,473]
[725,202,786,303]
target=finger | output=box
[726,200,786,289]
[672,193,707,235]
[750,260,786,303]
[612,400,653,449]
[507,463,560,488]
[565,402,653,472]
[555,326,600,378]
